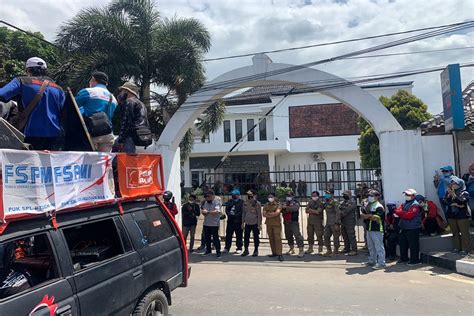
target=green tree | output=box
[358,90,432,168]
[0,27,61,85]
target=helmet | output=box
[163,191,173,200]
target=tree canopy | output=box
[358,89,432,168]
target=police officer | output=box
[340,190,358,256]
[305,191,324,254]
[323,189,341,257]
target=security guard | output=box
[305,191,324,254]
[340,190,358,256]
[263,193,284,261]
[323,189,341,257]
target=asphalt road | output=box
[169,247,474,316]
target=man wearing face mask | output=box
[361,189,386,269]
[434,166,454,216]
[241,190,262,257]
[223,190,244,254]
[305,191,324,254]
[281,191,305,257]
[201,190,223,257]
[263,193,284,261]
[395,188,422,266]
[340,190,358,256]
[181,194,201,253]
[322,189,341,257]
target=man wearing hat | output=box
[223,189,244,254]
[434,166,454,216]
[117,81,149,153]
[241,190,262,256]
[340,190,358,256]
[395,188,422,266]
[76,71,118,152]
[0,57,65,150]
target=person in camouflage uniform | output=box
[340,190,358,256]
[305,191,324,254]
[323,189,341,257]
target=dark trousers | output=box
[423,218,439,235]
[244,224,260,250]
[25,137,63,151]
[384,231,398,258]
[182,225,196,250]
[204,226,221,254]
[225,220,243,250]
[399,228,420,264]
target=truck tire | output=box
[133,289,169,316]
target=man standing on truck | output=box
[201,190,222,258]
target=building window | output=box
[223,120,231,143]
[259,118,267,141]
[235,120,242,141]
[317,162,327,190]
[331,162,342,190]
[347,161,356,190]
[247,119,255,141]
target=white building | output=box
[183,81,413,195]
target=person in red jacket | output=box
[163,191,178,218]
[415,195,447,236]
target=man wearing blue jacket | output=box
[75,71,118,152]
[0,57,65,150]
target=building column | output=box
[268,152,276,183]
[183,156,191,188]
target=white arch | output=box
[157,54,403,150]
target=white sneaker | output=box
[372,264,386,270]
[236,249,242,254]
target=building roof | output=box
[224,81,414,106]
[420,81,474,134]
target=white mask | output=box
[268,197,275,203]
[368,196,375,203]
[311,197,319,201]
[405,196,413,201]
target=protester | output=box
[444,177,472,256]
[305,191,324,254]
[395,189,422,266]
[464,164,474,222]
[361,190,386,269]
[162,191,178,218]
[182,194,201,253]
[434,166,454,216]
[322,189,341,257]
[241,190,262,257]
[201,190,222,257]
[0,100,18,121]
[224,189,244,254]
[75,71,117,152]
[415,195,446,236]
[384,202,399,261]
[116,81,151,153]
[281,191,305,257]
[340,190,358,256]
[0,57,65,150]
[263,193,284,261]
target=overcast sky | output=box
[2,0,473,113]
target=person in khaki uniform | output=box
[263,193,284,262]
[340,190,358,256]
[305,191,324,254]
[323,189,342,257]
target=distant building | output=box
[183,81,414,195]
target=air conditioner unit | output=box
[312,153,323,161]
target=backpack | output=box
[84,95,113,137]
[131,102,153,147]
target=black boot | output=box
[252,249,259,257]
[241,249,249,256]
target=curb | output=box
[421,252,474,278]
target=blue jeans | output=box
[367,231,386,266]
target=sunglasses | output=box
[441,170,450,173]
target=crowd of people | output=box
[0,56,152,153]
[179,164,473,269]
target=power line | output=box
[203,20,474,62]
[0,20,62,50]
[345,46,474,59]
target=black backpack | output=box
[84,95,113,137]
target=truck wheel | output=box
[133,289,169,316]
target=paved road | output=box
[170,247,474,316]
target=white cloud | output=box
[1,0,473,112]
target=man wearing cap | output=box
[75,71,118,152]
[281,191,305,257]
[116,81,149,153]
[360,189,386,269]
[395,188,422,266]
[241,190,262,256]
[434,166,454,216]
[0,57,65,150]
[322,189,342,257]
[305,191,324,254]
[340,190,358,256]
[223,189,244,254]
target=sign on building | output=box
[440,64,465,132]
